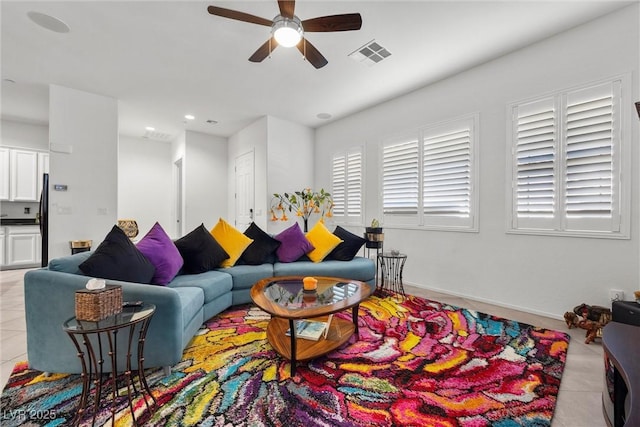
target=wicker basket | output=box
[75,285,123,321]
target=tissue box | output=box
[75,285,123,321]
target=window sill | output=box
[506,228,630,240]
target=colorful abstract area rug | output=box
[1,292,570,426]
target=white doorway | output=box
[235,150,254,230]
[174,157,183,237]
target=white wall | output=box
[267,116,314,233]
[228,117,268,229]
[1,119,48,151]
[184,130,227,231]
[227,115,315,234]
[315,5,640,318]
[48,84,118,259]
[118,135,173,238]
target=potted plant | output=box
[270,188,333,232]
[365,219,383,248]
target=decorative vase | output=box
[117,219,139,239]
[302,218,309,233]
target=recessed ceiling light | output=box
[145,126,155,131]
[27,11,70,33]
[317,113,332,120]
[184,114,195,120]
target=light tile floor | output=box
[0,269,606,426]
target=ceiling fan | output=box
[207,0,362,69]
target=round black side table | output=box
[63,303,156,426]
[378,252,407,297]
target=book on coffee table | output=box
[286,315,333,341]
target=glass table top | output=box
[63,303,156,333]
[263,278,360,310]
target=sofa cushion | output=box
[79,225,155,283]
[174,224,229,274]
[273,257,375,282]
[305,221,343,263]
[172,286,205,331]
[169,270,233,303]
[240,222,281,265]
[48,251,92,274]
[274,222,314,263]
[210,218,253,268]
[327,226,367,261]
[136,222,184,285]
[218,263,274,290]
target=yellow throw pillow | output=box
[305,221,343,263]
[210,218,253,268]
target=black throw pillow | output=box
[79,225,155,283]
[174,224,229,274]
[240,222,281,265]
[327,226,367,261]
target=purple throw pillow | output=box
[136,222,184,285]
[274,222,314,263]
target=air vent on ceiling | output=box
[143,129,173,141]
[348,40,391,66]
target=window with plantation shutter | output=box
[381,115,478,230]
[382,137,419,217]
[331,148,362,223]
[508,77,628,238]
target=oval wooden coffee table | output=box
[251,276,372,376]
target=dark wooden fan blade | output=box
[207,6,273,27]
[278,0,295,19]
[249,37,278,62]
[297,38,328,69]
[302,13,362,32]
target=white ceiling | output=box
[1,0,633,141]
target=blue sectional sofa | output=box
[24,251,375,375]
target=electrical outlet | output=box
[610,289,624,301]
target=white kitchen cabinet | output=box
[0,148,9,200]
[10,149,39,201]
[6,225,40,267]
[1,148,48,202]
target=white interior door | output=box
[235,151,254,230]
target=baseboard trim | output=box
[403,280,564,321]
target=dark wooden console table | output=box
[602,322,640,427]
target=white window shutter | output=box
[564,80,621,232]
[346,151,362,216]
[382,138,419,216]
[423,127,471,217]
[331,154,346,216]
[565,85,613,218]
[514,98,557,225]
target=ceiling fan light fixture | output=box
[272,15,302,48]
